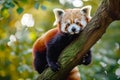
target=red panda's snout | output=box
[61,22,81,35]
[68,24,81,34]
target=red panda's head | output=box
[53,6,92,34]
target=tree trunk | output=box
[37,0,120,80]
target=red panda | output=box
[32,6,92,80]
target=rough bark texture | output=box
[37,0,120,80]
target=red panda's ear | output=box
[53,8,65,26]
[80,5,92,18]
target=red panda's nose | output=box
[72,27,76,32]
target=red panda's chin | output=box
[68,29,81,35]
[61,29,81,35]
[68,31,80,35]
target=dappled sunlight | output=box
[115,68,120,78]
[59,0,83,7]
[7,34,17,47]
[21,13,34,27]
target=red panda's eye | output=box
[67,23,70,26]
[76,22,79,25]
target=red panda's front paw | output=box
[49,62,60,72]
[81,50,92,65]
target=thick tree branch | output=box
[37,0,120,80]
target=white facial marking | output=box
[68,24,80,34]
[53,8,65,26]
[61,20,70,33]
[61,23,67,33]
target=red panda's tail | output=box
[67,67,81,80]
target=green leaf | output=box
[34,2,39,9]
[0,0,5,4]
[2,9,10,18]
[9,2,15,8]
[4,3,11,8]
[4,2,15,9]
[17,7,24,14]
[41,5,47,10]
[21,0,27,3]
[7,0,12,3]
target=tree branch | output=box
[37,0,120,80]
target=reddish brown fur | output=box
[62,9,83,24]
[67,67,81,80]
[32,27,58,55]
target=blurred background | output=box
[0,0,120,80]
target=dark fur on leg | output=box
[81,50,92,65]
[46,33,79,72]
[34,51,47,74]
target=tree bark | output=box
[37,0,120,80]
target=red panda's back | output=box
[32,27,58,55]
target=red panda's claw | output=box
[49,62,61,72]
[80,50,92,65]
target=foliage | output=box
[0,0,120,80]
